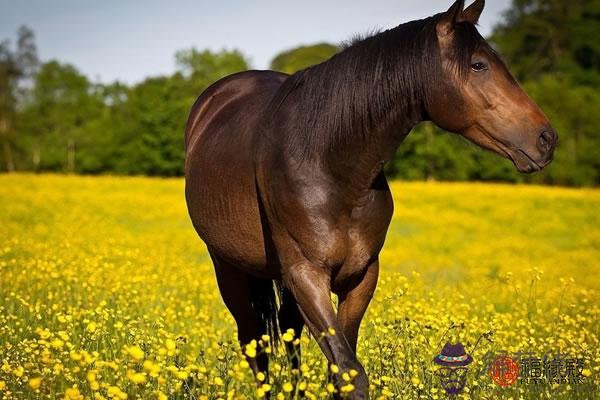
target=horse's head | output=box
[426,0,557,173]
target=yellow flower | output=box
[106,386,127,400]
[13,366,24,377]
[175,370,188,380]
[326,383,336,393]
[214,376,224,386]
[28,377,42,390]
[86,322,97,333]
[330,364,339,374]
[282,382,294,392]
[64,387,84,400]
[165,338,176,351]
[282,331,294,342]
[127,370,147,385]
[245,342,257,358]
[341,384,355,393]
[125,345,144,361]
[143,360,161,377]
[36,328,51,339]
[261,383,272,392]
[156,391,167,400]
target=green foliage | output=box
[17,61,103,172]
[176,48,250,94]
[491,0,600,84]
[523,75,600,186]
[6,47,248,176]
[0,26,38,172]
[270,43,339,74]
[0,3,598,187]
[108,75,190,176]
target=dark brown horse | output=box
[184,1,557,398]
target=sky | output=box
[1,0,512,85]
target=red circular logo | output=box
[488,356,519,387]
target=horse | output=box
[184,0,557,398]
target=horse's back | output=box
[185,70,287,275]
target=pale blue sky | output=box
[0,0,511,84]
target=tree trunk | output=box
[33,145,40,171]
[3,141,15,172]
[0,119,15,172]
[67,139,75,173]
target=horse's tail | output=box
[248,277,284,344]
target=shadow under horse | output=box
[184,0,557,398]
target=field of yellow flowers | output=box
[0,174,598,399]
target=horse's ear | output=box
[437,0,465,37]
[459,0,485,25]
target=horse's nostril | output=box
[538,130,555,153]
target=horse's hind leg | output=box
[278,287,304,370]
[210,252,269,378]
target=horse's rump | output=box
[184,70,287,276]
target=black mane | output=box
[271,13,485,159]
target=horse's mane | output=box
[271,13,485,159]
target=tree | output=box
[175,48,249,96]
[0,26,38,172]
[18,61,103,172]
[108,74,188,175]
[270,43,339,74]
[522,76,600,185]
[103,49,251,176]
[491,0,600,85]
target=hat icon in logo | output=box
[434,342,473,395]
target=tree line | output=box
[0,0,598,185]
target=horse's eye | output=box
[471,62,488,72]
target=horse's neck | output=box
[280,23,432,191]
[324,108,422,191]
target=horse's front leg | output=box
[336,259,379,353]
[283,262,369,399]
